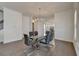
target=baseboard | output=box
[3,38,24,44]
[55,38,73,43]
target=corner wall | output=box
[4,8,23,43]
[54,9,74,42]
[73,3,79,56]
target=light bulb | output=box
[32,20,35,23]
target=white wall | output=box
[0,30,3,42]
[22,16,32,35]
[76,5,79,44]
[73,3,79,56]
[4,8,23,43]
[74,9,79,55]
[54,9,74,42]
[45,17,54,31]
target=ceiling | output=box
[0,2,74,18]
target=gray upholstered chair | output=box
[24,34,34,46]
[39,27,55,47]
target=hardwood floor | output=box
[0,39,76,56]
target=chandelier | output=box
[32,8,41,23]
[32,8,41,33]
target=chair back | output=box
[45,28,54,44]
[29,31,38,36]
[34,31,38,36]
[24,34,29,46]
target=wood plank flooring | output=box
[0,39,76,56]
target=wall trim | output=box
[3,38,23,44]
[55,38,73,43]
[73,40,79,56]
